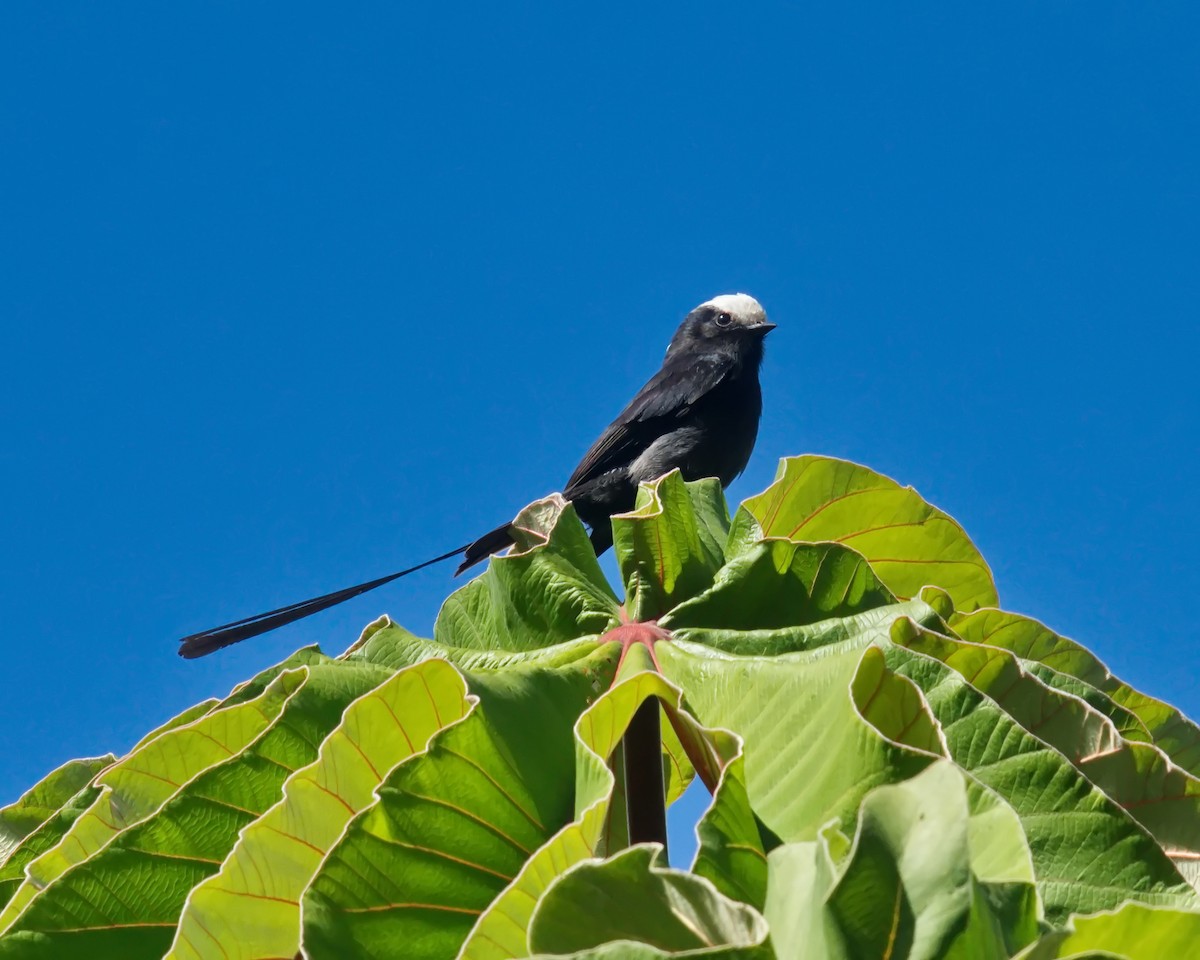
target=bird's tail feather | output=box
[177,543,469,659]
[456,523,515,574]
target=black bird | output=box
[178,293,774,658]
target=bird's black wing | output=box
[564,353,730,493]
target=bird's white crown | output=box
[703,293,768,326]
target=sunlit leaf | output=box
[0,758,113,911]
[612,472,730,621]
[889,618,1199,920]
[300,645,619,959]
[528,845,770,958]
[169,658,473,960]
[435,495,620,652]
[1019,902,1200,959]
[0,659,401,960]
[0,757,112,869]
[766,762,1040,960]
[730,455,997,611]
[0,668,306,940]
[953,607,1200,774]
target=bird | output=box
[178,293,774,658]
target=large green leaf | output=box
[350,616,604,673]
[685,726,766,913]
[218,645,327,706]
[455,667,656,960]
[824,763,1039,960]
[458,661,741,960]
[656,610,942,845]
[760,840,838,960]
[888,619,1199,921]
[765,762,1040,960]
[0,787,100,916]
[894,620,1200,888]
[0,757,112,870]
[612,473,730,621]
[0,668,305,940]
[349,613,700,857]
[1019,902,1200,959]
[679,641,944,922]
[729,455,997,611]
[0,760,113,912]
[0,660,396,959]
[130,700,220,751]
[1079,744,1200,891]
[663,540,899,638]
[169,658,474,960]
[300,644,619,960]
[894,624,1122,764]
[435,495,620,652]
[528,845,771,959]
[953,607,1200,775]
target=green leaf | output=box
[1078,744,1200,891]
[895,620,1200,887]
[1026,668,1151,746]
[761,840,839,959]
[0,660,394,959]
[0,668,306,940]
[353,623,701,864]
[829,762,1039,960]
[0,781,109,912]
[435,495,621,652]
[612,472,730,621]
[350,618,604,673]
[218,644,327,706]
[0,757,112,869]
[656,603,943,845]
[460,667,751,959]
[765,762,1040,960]
[730,455,997,611]
[300,645,620,960]
[528,845,770,958]
[688,734,767,913]
[661,712,697,806]
[169,658,474,960]
[851,645,947,758]
[664,540,899,640]
[131,700,220,751]
[917,584,956,622]
[888,618,1199,921]
[953,607,1200,774]
[1019,902,1200,959]
[671,599,938,659]
[894,624,1123,765]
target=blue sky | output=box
[2,4,1197,863]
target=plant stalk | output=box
[623,696,669,860]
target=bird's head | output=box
[667,293,775,359]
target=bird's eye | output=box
[715,311,733,327]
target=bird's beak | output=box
[754,322,777,334]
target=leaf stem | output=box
[622,696,669,861]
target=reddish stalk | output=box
[601,611,672,860]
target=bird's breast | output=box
[627,372,762,489]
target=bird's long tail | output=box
[456,522,516,575]
[178,543,471,659]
